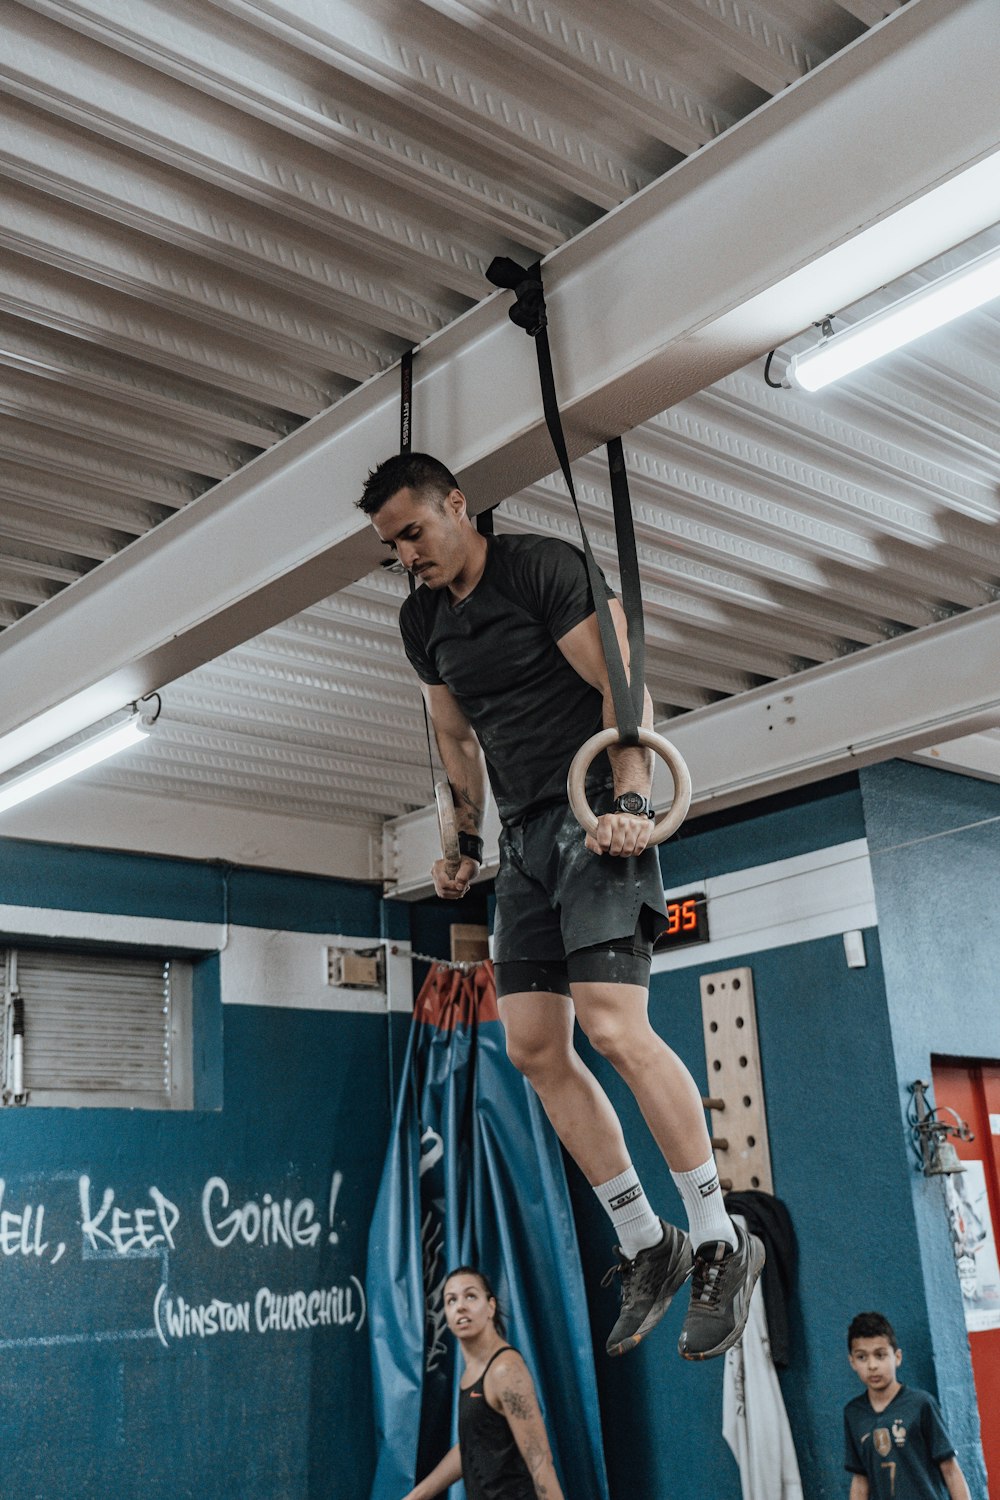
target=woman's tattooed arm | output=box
[488,1354,565,1500]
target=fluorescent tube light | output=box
[0,713,152,815]
[787,241,1000,392]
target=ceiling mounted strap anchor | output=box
[486,256,547,338]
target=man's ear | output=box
[895,1348,903,1368]
[447,487,467,519]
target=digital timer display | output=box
[653,892,709,951]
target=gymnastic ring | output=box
[434,778,461,868]
[566,727,692,848]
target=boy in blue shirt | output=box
[844,1313,971,1500]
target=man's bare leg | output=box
[569,981,713,1172]
[499,986,693,1356]
[497,990,631,1185]
[499,980,762,1360]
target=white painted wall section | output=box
[0,903,225,954]
[219,930,414,1014]
[0,905,414,1013]
[652,839,876,975]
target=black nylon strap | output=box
[400,348,439,798]
[606,434,645,732]
[510,260,644,746]
[400,348,413,454]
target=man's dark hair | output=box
[444,1264,506,1338]
[848,1312,898,1350]
[357,452,459,516]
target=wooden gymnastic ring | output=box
[566,727,692,847]
[434,779,461,868]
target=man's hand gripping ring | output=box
[567,728,692,847]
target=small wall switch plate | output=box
[326,947,382,989]
[843,929,867,968]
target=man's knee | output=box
[502,1021,573,1083]
[578,1003,656,1072]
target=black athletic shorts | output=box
[492,796,667,998]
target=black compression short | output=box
[494,916,653,998]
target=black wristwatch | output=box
[458,831,485,863]
[613,792,655,820]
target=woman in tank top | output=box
[400,1266,564,1500]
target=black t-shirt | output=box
[844,1386,955,1500]
[399,533,616,822]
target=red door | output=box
[931,1059,1000,1494]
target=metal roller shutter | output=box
[13,948,171,1102]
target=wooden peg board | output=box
[700,966,773,1194]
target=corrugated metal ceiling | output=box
[6,0,999,836]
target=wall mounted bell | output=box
[926,1135,965,1176]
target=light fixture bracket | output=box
[786,240,1000,393]
[0,708,157,817]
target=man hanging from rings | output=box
[358,452,763,1361]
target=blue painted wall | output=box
[3,760,996,1500]
[567,776,983,1500]
[860,760,1000,1500]
[0,837,474,1500]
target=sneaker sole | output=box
[606,1259,693,1358]
[677,1236,765,1362]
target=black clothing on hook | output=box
[724,1189,797,1368]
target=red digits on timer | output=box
[666,899,698,935]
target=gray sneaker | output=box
[677,1222,765,1361]
[602,1219,693,1357]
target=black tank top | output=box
[458,1346,536,1500]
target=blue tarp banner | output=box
[367,962,610,1500]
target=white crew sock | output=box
[671,1157,738,1252]
[594,1166,663,1260]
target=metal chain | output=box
[389,945,489,973]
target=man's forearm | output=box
[435,732,488,835]
[603,685,653,796]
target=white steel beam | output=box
[0,0,998,775]
[910,732,1000,787]
[0,782,382,881]
[651,597,1000,810]
[383,598,1000,898]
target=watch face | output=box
[617,792,646,815]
